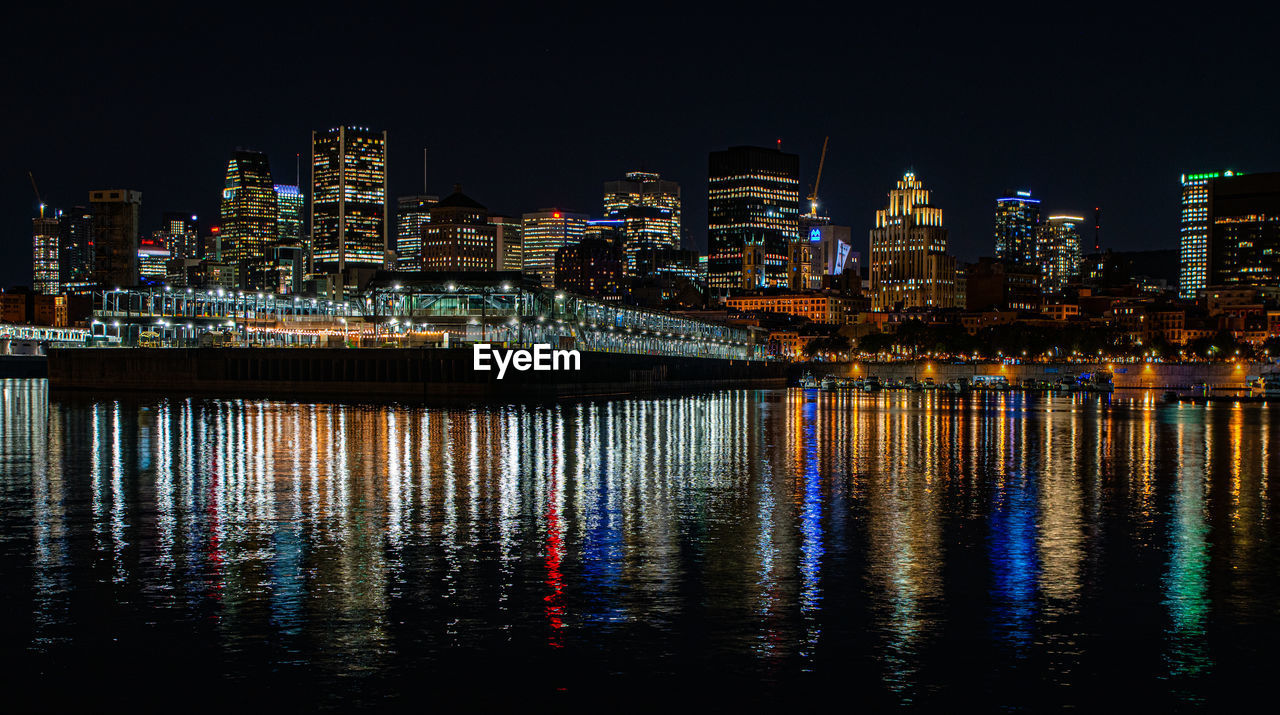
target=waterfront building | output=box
[311,126,389,280]
[603,171,681,274]
[725,291,861,325]
[555,237,624,301]
[159,212,201,261]
[707,146,801,291]
[58,206,94,294]
[993,190,1041,268]
[90,189,142,289]
[395,194,438,270]
[1180,170,1236,298]
[522,209,587,287]
[421,186,497,271]
[32,209,60,294]
[220,150,278,287]
[488,214,523,272]
[868,172,956,311]
[1206,171,1280,289]
[1037,215,1083,294]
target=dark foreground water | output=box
[2,379,1278,711]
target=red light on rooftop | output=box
[553,212,561,219]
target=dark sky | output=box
[4,4,1279,288]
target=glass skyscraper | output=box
[522,209,587,287]
[707,146,800,291]
[993,190,1041,268]
[220,150,278,286]
[395,194,437,270]
[1037,215,1083,294]
[603,171,681,275]
[32,210,60,294]
[58,206,94,294]
[275,184,305,246]
[311,126,388,278]
[1180,170,1235,298]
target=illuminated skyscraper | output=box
[1179,170,1236,298]
[159,212,200,261]
[869,172,956,311]
[993,190,1041,268]
[275,184,305,245]
[603,171,681,274]
[707,146,800,291]
[488,214,524,272]
[32,209,60,294]
[1037,215,1083,294]
[220,150,278,286]
[395,194,437,269]
[90,189,142,289]
[311,126,389,280]
[137,236,170,285]
[1206,171,1280,288]
[420,186,496,271]
[58,206,94,294]
[522,209,587,287]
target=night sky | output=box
[4,5,1279,289]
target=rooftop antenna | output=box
[423,147,428,193]
[295,153,300,187]
[776,138,782,151]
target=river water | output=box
[1,379,1277,710]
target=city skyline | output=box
[5,8,1279,289]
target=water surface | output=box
[1,380,1277,710]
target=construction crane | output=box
[807,136,829,215]
[28,171,46,218]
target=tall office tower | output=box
[603,171,682,273]
[1180,170,1236,298]
[90,189,142,289]
[275,184,304,245]
[488,214,524,272]
[1037,215,1084,294]
[159,212,201,260]
[32,209,60,294]
[707,146,801,291]
[869,172,956,311]
[1206,171,1280,288]
[420,186,497,271]
[395,194,437,269]
[220,150,278,286]
[311,126,389,280]
[522,209,588,287]
[58,206,95,294]
[993,190,1042,267]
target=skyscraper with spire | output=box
[869,171,956,311]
